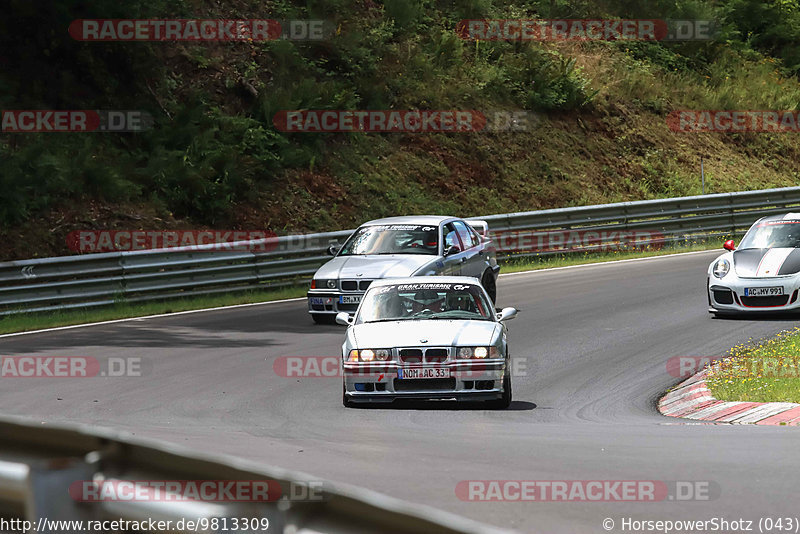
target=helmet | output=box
[414,289,441,303]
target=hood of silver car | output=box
[351,320,500,348]
[733,248,800,277]
[314,255,436,280]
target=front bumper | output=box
[307,290,363,315]
[708,275,800,313]
[343,359,507,403]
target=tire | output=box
[312,313,336,325]
[482,270,497,303]
[487,373,512,409]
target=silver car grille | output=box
[341,280,372,291]
[399,347,449,364]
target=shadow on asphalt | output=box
[349,400,537,411]
[712,312,800,321]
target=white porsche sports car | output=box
[336,276,517,408]
[708,213,800,315]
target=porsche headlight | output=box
[713,259,730,279]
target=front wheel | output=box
[482,270,497,303]
[487,373,511,409]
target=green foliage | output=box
[2,0,800,230]
[719,0,800,74]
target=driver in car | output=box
[411,289,445,314]
[445,292,477,313]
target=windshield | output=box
[356,282,493,323]
[339,224,439,256]
[738,220,800,249]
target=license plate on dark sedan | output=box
[744,287,784,297]
[398,368,450,379]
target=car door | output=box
[439,222,464,276]
[452,220,483,278]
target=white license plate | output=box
[744,287,784,297]
[339,295,361,304]
[398,368,450,379]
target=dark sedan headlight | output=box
[348,349,391,362]
[311,279,338,289]
[456,346,500,359]
[712,259,730,279]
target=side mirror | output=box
[327,244,341,256]
[444,245,460,257]
[335,312,353,326]
[723,239,736,251]
[496,307,518,322]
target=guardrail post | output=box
[26,456,97,531]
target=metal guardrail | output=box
[0,416,510,534]
[2,186,800,316]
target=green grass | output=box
[706,328,800,403]
[0,240,726,335]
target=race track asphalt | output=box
[2,249,799,533]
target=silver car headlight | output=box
[347,349,391,362]
[311,279,338,289]
[457,346,500,359]
[712,259,730,279]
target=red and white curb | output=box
[659,370,800,425]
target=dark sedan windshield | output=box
[356,282,493,323]
[339,224,439,255]
[739,220,800,249]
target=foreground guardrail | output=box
[2,187,800,316]
[0,416,509,533]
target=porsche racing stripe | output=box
[778,248,800,275]
[732,249,765,277]
[755,248,795,276]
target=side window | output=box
[453,221,474,250]
[467,226,481,248]
[443,223,461,252]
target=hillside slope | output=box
[2,0,800,259]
